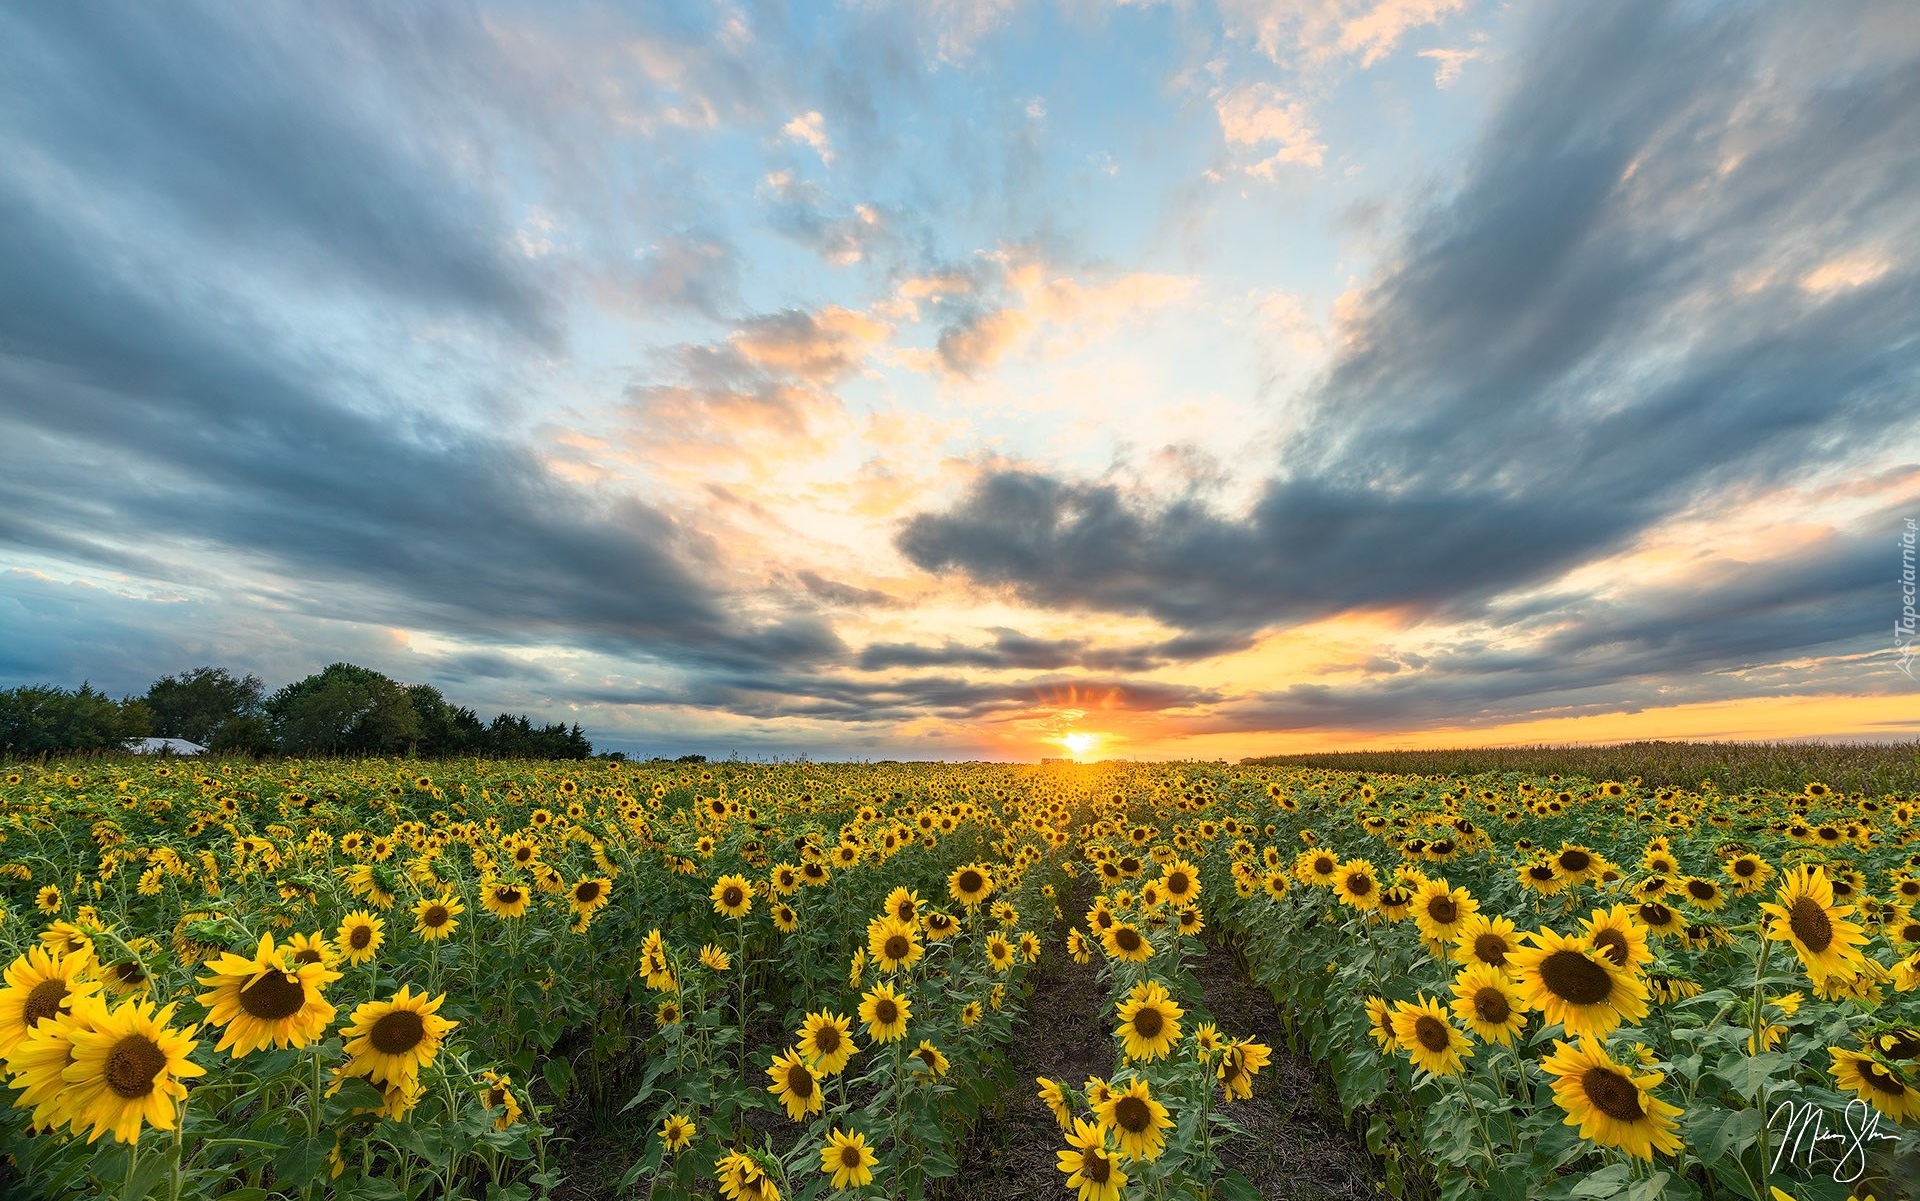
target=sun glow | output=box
[1061,732,1098,757]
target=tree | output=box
[0,683,150,757]
[266,664,420,756]
[145,667,265,746]
[405,684,484,757]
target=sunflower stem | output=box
[1747,934,1774,1198]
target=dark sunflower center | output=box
[1787,896,1834,952]
[722,886,744,908]
[1473,988,1511,1024]
[1686,880,1714,900]
[1427,897,1458,924]
[1582,1066,1645,1121]
[576,881,601,904]
[1344,873,1373,896]
[292,948,323,965]
[1591,928,1630,967]
[1528,865,1556,883]
[1539,949,1614,1006]
[22,979,69,1029]
[1639,902,1674,927]
[958,870,983,893]
[349,925,373,950]
[874,999,899,1025]
[813,1025,841,1054]
[1559,849,1591,873]
[884,935,910,960]
[498,888,522,904]
[1115,928,1142,952]
[423,905,450,927]
[1413,1015,1450,1052]
[840,1145,863,1168]
[486,1086,507,1108]
[1734,860,1756,876]
[1313,856,1334,875]
[1132,1006,1165,1039]
[1861,1061,1909,1097]
[114,961,147,984]
[1114,1095,1152,1132]
[1879,1032,1920,1060]
[369,1009,427,1055]
[786,1062,815,1097]
[104,1033,167,1099]
[238,970,309,1021]
[1168,872,1191,894]
[1474,933,1509,965]
[917,1048,938,1068]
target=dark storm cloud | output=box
[900,0,1920,659]
[856,628,1255,672]
[584,672,1221,724]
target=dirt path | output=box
[1189,937,1384,1200]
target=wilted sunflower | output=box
[658,1112,696,1152]
[1096,1076,1172,1162]
[820,1127,878,1189]
[948,863,995,908]
[1218,1038,1272,1101]
[568,876,612,919]
[700,944,732,972]
[1102,923,1153,964]
[59,997,203,1144]
[411,894,464,941]
[477,1070,522,1130]
[1057,1117,1128,1201]
[1450,963,1530,1045]
[1758,865,1869,985]
[1390,995,1472,1076]
[711,874,753,919]
[196,933,339,1057]
[796,1010,857,1075]
[766,1046,823,1120]
[1541,1038,1683,1160]
[341,985,457,1086]
[859,982,911,1043]
[0,946,102,1059]
[1115,979,1184,1062]
[1509,928,1648,1040]
[336,911,386,966]
[869,916,925,974]
[1038,1076,1075,1129]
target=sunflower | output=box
[1218,1038,1272,1101]
[868,916,925,974]
[1057,1117,1128,1201]
[1451,914,1520,971]
[1540,1038,1684,1160]
[1829,1048,1920,1122]
[923,910,959,941]
[1411,879,1478,943]
[884,886,923,927]
[820,1127,878,1189]
[1390,995,1472,1076]
[1038,1076,1075,1130]
[796,1010,857,1075]
[1552,843,1602,885]
[58,997,203,1144]
[336,911,386,966]
[960,1000,983,1027]
[568,876,612,919]
[948,863,995,908]
[1332,859,1381,910]
[1722,853,1774,894]
[1509,928,1648,1040]
[284,931,335,970]
[1114,979,1184,1062]
[1096,1076,1173,1161]
[859,982,911,1043]
[1102,923,1153,964]
[411,894,464,941]
[1759,865,1869,985]
[1161,859,1201,907]
[985,933,1016,973]
[659,1112,696,1152]
[0,946,102,1059]
[766,1046,823,1120]
[772,902,799,933]
[655,998,682,1028]
[35,885,61,914]
[1635,900,1685,940]
[912,1040,950,1077]
[1676,876,1726,912]
[477,1070,522,1130]
[6,996,95,1132]
[711,874,753,919]
[1450,964,1530,1045]
[196,933,339,1057]
[341,985,457,1086]
[1580,905,1653,973]
[719,1150,781,1201]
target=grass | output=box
[1240,739,1920,796]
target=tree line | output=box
[0,664,593,760]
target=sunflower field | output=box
[1,759,1917,1201]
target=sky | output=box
[3,0,1918,761]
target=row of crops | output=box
[0,759,1916,1199]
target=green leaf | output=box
[1569,1163,1632,1198]
[1216,1170,1264,1201]
[543,1055,573,1102]
[271,1134,333,1190]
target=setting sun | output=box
[1061,732,1098,757]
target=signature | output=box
[1769,1098,1902,1183]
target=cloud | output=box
[759,170,892,265]
[1218,0,1469,67]
[1215,83,1327,175]
[1417,45,1480,88]
[782,111,834,163]
[729,306,891,382]
[855,628,1256,673]
[899,0,1920,690]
